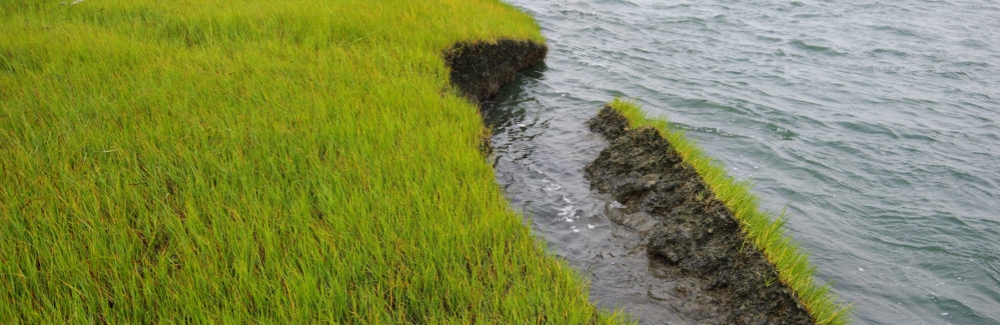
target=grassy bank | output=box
[0,1,627,323]
[606,99,852,325]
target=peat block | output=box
[585,105,814,325]
[444,39,547,103]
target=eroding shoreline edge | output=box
[586,105,813,324]
[444,39,546,156]
[589,100,853,325]
[444,39,547,103]
[441,39,849,324]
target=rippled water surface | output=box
[489,0,1000,324]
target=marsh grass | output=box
[0,1,628,323]
[607,98,853,325]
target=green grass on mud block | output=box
[606,98,853,325]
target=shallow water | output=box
[489,0,1000,324]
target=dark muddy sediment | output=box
[444,39,547,103]
[585,105,814,325]
[444,39,546,155]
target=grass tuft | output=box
[606,98,853,325]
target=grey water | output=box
[486,0,1000,324]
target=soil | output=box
[444,39,546,155]
[585,105,814,325]
[443,39,547,103]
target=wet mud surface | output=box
[585,105,814,325]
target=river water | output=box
[486,0,1000,324]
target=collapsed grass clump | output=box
[604,98,853,325]
[0,1,629,323]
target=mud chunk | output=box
[444,39,547,103]
[587,104,631,141]
[584,106,813,324]
[443,39,547,156]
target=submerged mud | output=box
[444,39,547,103]
[585,106,813,325]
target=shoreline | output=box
[446,37,850,323]
[590,100,853,324]
[444,39,548,104]
[586,104,813,324]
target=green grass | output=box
[0,1,630,323]
[606,98,853,325]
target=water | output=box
[487,0,1000,324]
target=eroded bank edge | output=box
[443,39,547,104]
[444,39,637,322]
[594,99,853,325]
[443,39,547,156]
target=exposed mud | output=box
[585,105,814,325]
[444,39,546,156]
[444,39,547,103]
